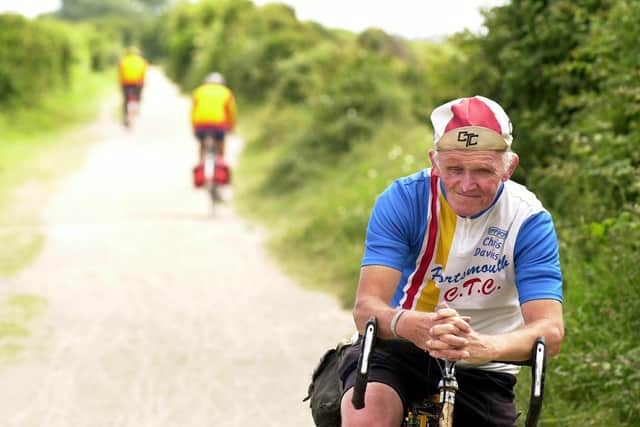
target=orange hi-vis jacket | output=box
[191,83,237,130]
[119,53,147,86]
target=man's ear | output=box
[504,153,519,180]
[428,150,440,175]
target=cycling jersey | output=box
[191,83,237,131]
[362,168,563,373]
[118,53,147,86]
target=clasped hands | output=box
[401,303,490,363]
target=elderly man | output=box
[339,96,564,427]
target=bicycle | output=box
[193,133,230,206]
[352,317,547,427]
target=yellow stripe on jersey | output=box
[415,193,457,312]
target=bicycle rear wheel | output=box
[125,101,137,127]
[208,181,220,204]
[124,88,139,127]
[203,135,220,205]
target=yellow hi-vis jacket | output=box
[118,53,147,86]
[191,83,237,130]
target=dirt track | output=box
[0,68,354,427]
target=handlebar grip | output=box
[525,336,546,427]
[351,316,377,410]
[351,371,367,409]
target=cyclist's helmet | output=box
[205,72,225,85]
[125,46,141,55]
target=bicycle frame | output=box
[436,361,457,427]
[351,317,547,427]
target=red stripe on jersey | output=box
[402,174,439,309]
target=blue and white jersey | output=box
[363,168,563,373]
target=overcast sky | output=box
[253,0,509,39]
[0,0,508,39]
[0,0,60,17]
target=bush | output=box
[0,14,106,107]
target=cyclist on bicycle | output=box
[190,72,237,165]
[118,46,148,126]
[338,96,565,427]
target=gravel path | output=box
[0,68,354,427]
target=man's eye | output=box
[448,168,463,175]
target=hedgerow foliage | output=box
[0,13,110,108]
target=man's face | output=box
[430,150,515,217]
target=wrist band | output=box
[390,309,406,338]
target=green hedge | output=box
[0,13,110,108]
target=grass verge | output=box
[0,71,114,277]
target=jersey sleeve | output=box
[226,92,237,129]
[514,211,563,304]
[362,179,421,270]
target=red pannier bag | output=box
[192,163,205,187]
[214,159,231,185]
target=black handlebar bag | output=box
[304,340,352,427]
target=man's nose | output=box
[460,173,478,192]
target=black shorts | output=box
[339,339,518,427]
[195,128,226,144]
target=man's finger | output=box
[430,349,469,361]
[427,336,467,350]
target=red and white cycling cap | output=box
[431,95,513,151]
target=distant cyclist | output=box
[118,46,148,126]
[191,72,237,165]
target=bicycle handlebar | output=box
[350,315,547,427]
[492,336,547,427]
[351,316,377,410]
